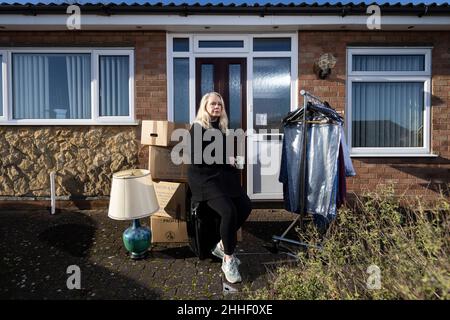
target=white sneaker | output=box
[211,242,241,265]
[221,256,242,284]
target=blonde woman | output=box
[188,92,252,284]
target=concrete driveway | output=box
[0,207,299,300]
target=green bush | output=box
[247,185,450,300]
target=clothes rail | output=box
[270,90,325,255]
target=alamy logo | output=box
[66,265,81,290]
[366,5,381,30]
[66,5,81,30]
[169,128,281,176]
[366,264,381,290]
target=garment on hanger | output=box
[282,101,343,126]
[278,100,355,226]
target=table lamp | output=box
[108,169,159,259]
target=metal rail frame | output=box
[271,90,325,253]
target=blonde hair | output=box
[194,92,229,133]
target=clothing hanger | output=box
[282,102,342,125]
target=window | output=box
[352,55,425,72]
[253,57,291,131]
[193,35,249,53]
[347,48,431,156]
[0,48,134,124]
[99,55,130,117]
[12,53,91,119]
[168,34,297,123]
[173,58,190,123]
[253,38,291,52]
[199,40,244,48]
[0,53,3,117]
[173,38,189,52]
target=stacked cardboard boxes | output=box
[141,120,190,243]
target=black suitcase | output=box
[186,189,221,260]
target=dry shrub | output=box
[248,185,450,300]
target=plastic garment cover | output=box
[278,122,341,220]
[279,122,304,215]
[305,124,341,219]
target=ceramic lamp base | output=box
[122,219,151,260]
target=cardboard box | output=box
[153,181,187,221]
[150,216,241,244]
[150,216,188,243]
[141,120,190,147]
[149,145,188,182]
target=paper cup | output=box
[235,156,245,169]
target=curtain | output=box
[13,54,50,119]
[99,56,129,116]
[66,55,91,119]
[352,82,424,148]
[353,55,424,72]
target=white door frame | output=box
[167,32,298,200]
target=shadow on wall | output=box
[391,163,450,197]
[0,204,160,300]
[357,156,450,196]
[431,95,446,107]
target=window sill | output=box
[350,153,439,158]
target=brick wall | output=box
[298,31,450,201]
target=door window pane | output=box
[12,53,91,119]
[173,58,190,123]
[253,38,291,52]
[353,55,425,71]
[253,57,291,131]
[228,64,241,130]
[173,38,189,52]
[201,64,214,97]
[99,55,130,117]
[352,82,424,147]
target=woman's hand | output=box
[228,156,236,166]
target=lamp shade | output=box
[108,169,159,220]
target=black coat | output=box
[187,121,245,202]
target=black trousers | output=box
[206,193,252,255]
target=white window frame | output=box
[0,47,136,125]
[94,49,135,124]
[167,33,298,124]
[167,32,298,200]
[0,51,6,121]
[347,47,433,157]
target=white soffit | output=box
[0,14,450,31]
